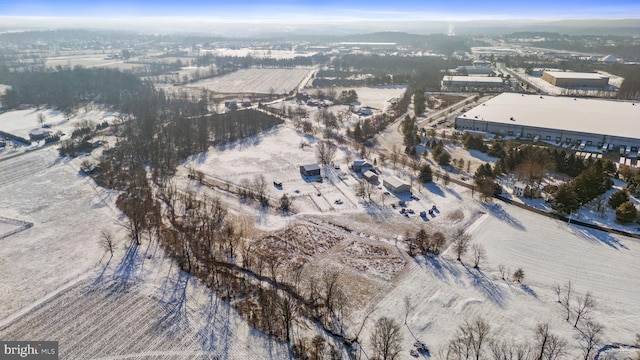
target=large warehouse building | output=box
[541,71,609,88]
[455,93,640,152]
[441,76,504,90]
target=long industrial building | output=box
[455,93,640,152]
[441,76,504,90]
[541,71,609,88]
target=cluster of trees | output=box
[608,190,638,224]
[474,163,499,201]
[431,141,452,166]
[619,165,640,197]
[462,133,489,153]
[413,89,426,116]
[192,53,330,69]
[408,228,447,257]
[442,316,604,360]
[400,115,420,153]
[551,160,614,215]
[338,89,359,104]
[0,66,148,116]
[348,113,394,145]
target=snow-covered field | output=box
[188,68,313,94]
[45,54,144,70]
[200,48,318,59]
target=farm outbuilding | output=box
[300,164,321,177]
[383,176,410,193]
[363,170,378,182]
[352,159,373,172]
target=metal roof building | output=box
[455,93,640,152]
[541,71,609,88]
[383,176,410,194]
[442,76,504,90]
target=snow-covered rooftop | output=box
[543,71,608,80]
[443,76,503,84]
[458,93,640,140]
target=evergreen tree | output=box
[419,164,433,183]
[616,201,638,224]
[551,184,580,215]
[608,189,629,209]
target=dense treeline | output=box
[193,53,330,68]
[0,66,149,115]
[330,54,463,90]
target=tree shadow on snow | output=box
[363,201,394,221]
[482,202,526,231]
[419,255,462,284]
[109,242,144,291]
[462,264,507,308]
[197,290,224,355]
[423,182,445,198]
[155,269,191,337]
[569,226,628,250]
[520,284,538,299]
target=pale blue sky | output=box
[2,0,639,20]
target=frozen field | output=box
[188,68,313,94]
[45,54,144,70]
[200,48,317,59]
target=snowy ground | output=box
[2,102,639,359]
[200,48,318,59]
[187,68,313,94]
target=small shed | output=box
[513,181,527,197]
[300,164,321,177]
[363,170,378,182]
[352,159,373,172]
[383,176,410,193]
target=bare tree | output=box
[322,270,340,313]
[100,229,115,257]
[37,112,46,126]
[563,281,573,322]
[315,140,337,166]
[513,268,525,283]
[448,317,492,360]
[471,244,487,269]
[278,193,292,214]
[576,321,604,360]
[553,284,562,303]
[452,229,471,261]
[278,294,298,342]
[535,323,566,360]
[573,292,596,327]
[498,265,507,280]
[489,339,532,360]
[370,317,403,360]
[403,295,415,325]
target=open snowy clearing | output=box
[187,68,313,94]
[45,54,144,70]
[200,48,318,59]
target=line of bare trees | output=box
[440,316,605,360]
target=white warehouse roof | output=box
[543,71,608,80]
[458,93,640,139]
[443,76,504,83]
